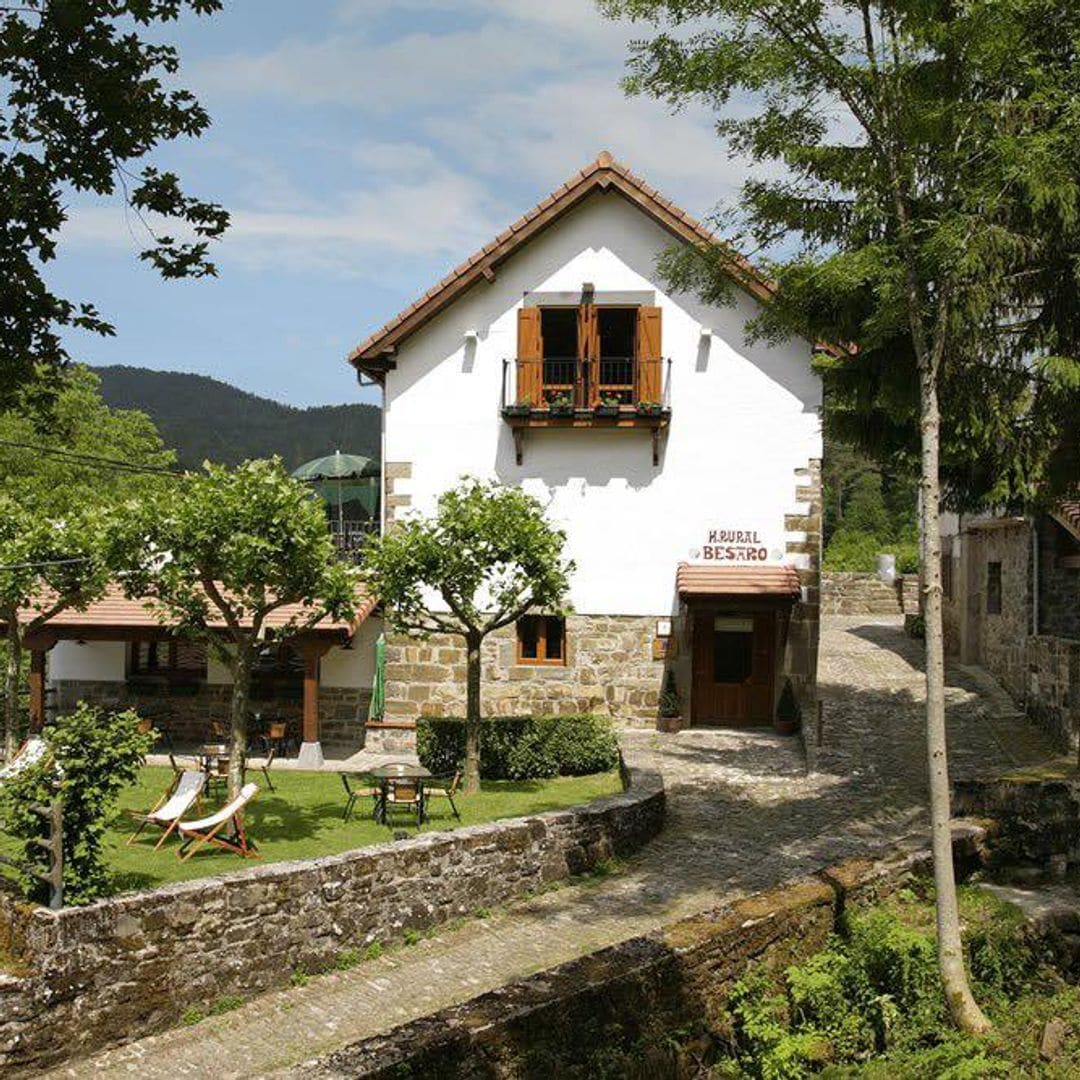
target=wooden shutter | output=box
[516,307,542,406]
[577,304,597,405]
[635,305,662,403]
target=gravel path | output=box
[44,616,1057,1079]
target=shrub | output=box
[824,528,921,575]
[417,714,620,780]
[0,704,154,905]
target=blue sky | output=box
[55,1,745,407]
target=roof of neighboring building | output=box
[676,563,802,600]
[347,151,777,373]
[1054,502,1080,543]
[11,584,377,641]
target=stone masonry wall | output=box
[0,766,664,1076]
[1026,636,1080,753]
[1038,516,1080,641]
[383,615,670,728]
[52,680,371,756]
[821,572,914,616]
[968,521,1032,701]
[296,837,990,1080]
[784,459,822,715]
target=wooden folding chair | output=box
[127,770,207,850]
[176,782,260,861]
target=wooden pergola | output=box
[13,586,377,760]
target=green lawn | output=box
[15,766,622,896]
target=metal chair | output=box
[340,772,381,822]
[424,771,462,821]
[383,778,423,827]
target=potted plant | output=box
[774,678,801,736]
[503,396,532,418]
[636,400,664,417]
[594,395,621,418]
[659,670,680,718]
[548,393,574,417]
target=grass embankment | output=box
[712,884,1080,1078]
[0,766,622,896]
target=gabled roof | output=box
[1053,502,1080,544]
[347,151,776,375]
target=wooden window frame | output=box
[128,639,208,682]
[515,615,567,666]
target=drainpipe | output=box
[1032,517,1040,637]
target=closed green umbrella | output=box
[367,633,386,722]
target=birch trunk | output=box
[463,630,482,795]
[918,354,992,1034]
[228,643,252,799]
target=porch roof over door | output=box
[676,563,802,601]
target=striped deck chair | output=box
[176,782,260,862]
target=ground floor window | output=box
[986,561,1002,615]
[516,615,566,665]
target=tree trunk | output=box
[228,642,253,799]
[463,630,482,795]
[918,355,992,1034]
[4,617,21,761]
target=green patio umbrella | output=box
[292,451,379,533]
[367,633,386,722]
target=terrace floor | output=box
[45,616,1060,1079]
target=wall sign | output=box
[692,527,770,563]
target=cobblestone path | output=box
[46,616,1057,1079]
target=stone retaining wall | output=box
[0,765,664,1076]
[295,835,986,1079]
[821,572,913,616]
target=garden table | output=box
[370,762,432,825]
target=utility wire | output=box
[0,439,184,477]
[0,557,93,572]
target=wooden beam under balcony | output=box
[502,406,671,466]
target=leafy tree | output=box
[362,479,574,794]
[0,499,115,758]
[602,0,1080,1032]
[0,365,176,514]
[122,459,358,795]
[0,703,154,905]
[0,1,228,404]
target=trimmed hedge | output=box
[416,714,621,780]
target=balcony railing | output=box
[500,356,671,411]
[330,519,378,561]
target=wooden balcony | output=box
[501,357,671,466]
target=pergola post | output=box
[296,636,333,768]
[25,633,57,734]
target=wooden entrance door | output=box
[691,611,776,725]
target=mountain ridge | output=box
[94,365,380,471]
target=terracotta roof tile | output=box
[347,150,778,367]
[1054,501,1080,542]
[676,563,802,600]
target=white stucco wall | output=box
[49,641,127,682]
[321,616,381,689]
[382,192,821,617]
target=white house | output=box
[350,152,823,745]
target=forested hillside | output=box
[95,366,380,471]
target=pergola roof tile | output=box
[676,563,802,600]
[13,584,376,639]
